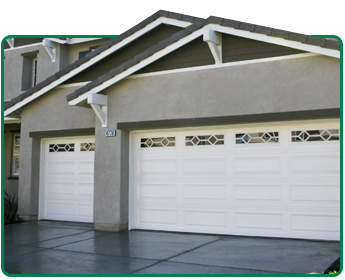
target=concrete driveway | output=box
[2,221,340,275]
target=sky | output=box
[0,0,343,39]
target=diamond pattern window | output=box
[49,143,75,152]
[141,137,175,148]
[236,132,279,144]
[292,129,339,142]
[185,135,224,146]
[81,142,95,151]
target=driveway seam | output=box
[50,247,162,261]
[13,229,114,247]
[130,236,228,274]
[162,260,291,274]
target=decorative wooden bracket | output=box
[203,29,222,64]
[87,93,108,127]
[7,38,14,48]
[42,39,58,62]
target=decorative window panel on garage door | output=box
[130,120,340,241]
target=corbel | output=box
[42,39,58,62]
[87,93,108,127]
[203,29,222,64]
[7,38,14,48]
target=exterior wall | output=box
[18,86,95,221]
[105,55,339,123]
[3,124,21,197]
[92,54,339,230]
[4,44,62,101]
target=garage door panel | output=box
[234,185,282,202]
[139,159,177,175]
[41,137,95,223]
[289,156,340,174]
[234,213,283,230]
[183,158,227,175]
[290,185,339,204]
[184,211,227,228]
[138,209,178,225]
[47,161,76,175]
[183,184,227,200]
[138,184,178,199]
[45,182,75,195]
[132,121,340,240]
[46,202,75,216]
[233,157,282,175]
[291,214,340,234]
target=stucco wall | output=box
[18,86,95,220]
[4,44,62,101]
[104,54,340,123]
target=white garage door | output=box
[130,120,340,240]
[40,137,95,223]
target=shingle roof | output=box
[4,11,341,111]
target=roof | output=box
[4,10,341,114]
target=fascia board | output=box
[4,17,193,117]
[4,117,21,124]
[211,24,340,59]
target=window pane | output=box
[291,129,339,142]
[185,135,224,146]
[140,137,175,148]
[14,146,20,154]
[235,132,279,144]
[14,136,20,145]
[14,156,20,174]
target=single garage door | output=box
[130,120,340,240]
[40,137,95,223]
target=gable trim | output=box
[4,17,194,117]
[4,43,43,52]
[211,24,340,58]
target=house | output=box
[3,37,112,196]
[3,10,340,241]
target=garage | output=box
[39,137,95,223]
[130,120,340,240]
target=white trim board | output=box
[56,81,91,89]
[210,24,340,59]
[4,117,21,124]
[4,42,42,52]
[126,53,320,80]
[4,17,193,117]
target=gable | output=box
[63,24,184,84]
[136,34,305,74]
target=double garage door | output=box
[130,120,340,240]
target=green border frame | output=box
[1,34,343,277]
